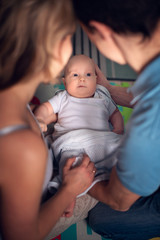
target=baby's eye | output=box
[86,73,91,77]
[73,73,78,77]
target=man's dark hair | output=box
[72,0,160,37]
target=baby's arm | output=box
[109,108,124,134]
[34,102,57,132]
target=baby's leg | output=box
[62,199,76,218]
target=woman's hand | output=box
[62,155,96,197]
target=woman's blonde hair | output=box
[0,0,75,89]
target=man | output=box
[72,0,160,239]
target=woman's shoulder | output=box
[0,129,47,183]
[0,128,47,160]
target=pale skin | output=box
[34,54,124,216]
[35,55,124,134]
[80,20,160,211]
[0,31,96,239]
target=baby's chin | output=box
[68,88,95,98]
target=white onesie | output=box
[48,85,122,197]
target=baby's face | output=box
[63,55,97,98]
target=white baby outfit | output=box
[48,85,122,197]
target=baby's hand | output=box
[37,119,48,132]
[112,128,124,135]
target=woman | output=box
[0,0,96,239]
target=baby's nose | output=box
[79,75,85,81]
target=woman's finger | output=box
[91,167,97,175]
[87,161,96,173]
[80,154,90,167]
[63,157,76,173]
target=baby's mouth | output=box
[78,85,86,88]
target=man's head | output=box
[72,0,160,37]
[63,55,97,98]
[72,0,160,70]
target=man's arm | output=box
[95,64,133,108]
[107,85,133,108]
[88,166,140,211]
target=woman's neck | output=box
[0,77,41,127]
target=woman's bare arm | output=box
[0,131,95,240]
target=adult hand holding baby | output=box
[62,155,96,197]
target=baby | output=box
[35,54,124,217]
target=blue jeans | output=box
[88,188,160,240]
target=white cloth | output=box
[47,85,122,196]
[48,129,122,197]
[48,84,117,139]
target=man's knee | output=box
[88,207,111,237]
